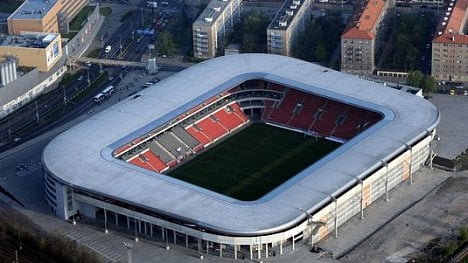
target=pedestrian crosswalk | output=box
[64,229,125,262]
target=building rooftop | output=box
[43,54,439,236]
[0,32,58,48]
[193,0,232,26]
[8,0,58,20]
[268,0,305,30]
[342,0,387,39]
[433,0,468,43]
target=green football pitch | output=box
[167,123,341,201]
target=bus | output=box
[94,93,105,103]
[94,86,114,103]
[102,85,114,96]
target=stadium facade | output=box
[42,54,439,260]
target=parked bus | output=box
[102,85,114,96]
[94,86,114,103]
[94,93,105,103]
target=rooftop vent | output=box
[438,31,443,35]
[448,7,452,11]
[286,9,293,16]
[213,7,220,11]
[442,22,446,26]
[204,17,213,22]
[293,0,300,4]
[290,4,297,9]
[279,20,287,27]
[446,12,450,16]
[443,16,448,21]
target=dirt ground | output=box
[343,174,468,263]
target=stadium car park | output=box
[42,54,439,260]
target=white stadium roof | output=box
[43,54,439,236]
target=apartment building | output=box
[341,0,394,75]
[266,0,312,56]
[7,0,89,35]
[0,32,62,72]
[192,0,241,59]
[431,0,468,82]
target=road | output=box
[0,65,101,146]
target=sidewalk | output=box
[317,167,451,258]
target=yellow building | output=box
[7,0,62,35]
[0,32,62,72]
[7,0,89,35]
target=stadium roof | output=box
[43,54,439,236]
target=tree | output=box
[314,44,327,61]
[158,32,176,56]
[422,75,437,93]
[239,12,269,53]
[406,70,424,88]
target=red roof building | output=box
[431,0,468,82]
[341,0,394,75]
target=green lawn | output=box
[69,6,96,31]
[168,123,340,201]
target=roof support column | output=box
[257,238,261,259]
[292,235,295,250]
[104,208,108,234]
[359,179,364,220]
[280,240,283,255]
[265,242,268,258]
[234,245,237,259]
[220,242,223,258]
[405,144,413,184]
[334,197,338,238]
[384,162,389,201]
[250,244,253,260]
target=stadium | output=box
[42,54,439,260]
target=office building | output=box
[7,0,89,35]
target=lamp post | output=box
[35,101,39,122]
[62,85,67,104]
[87,66,91,85]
